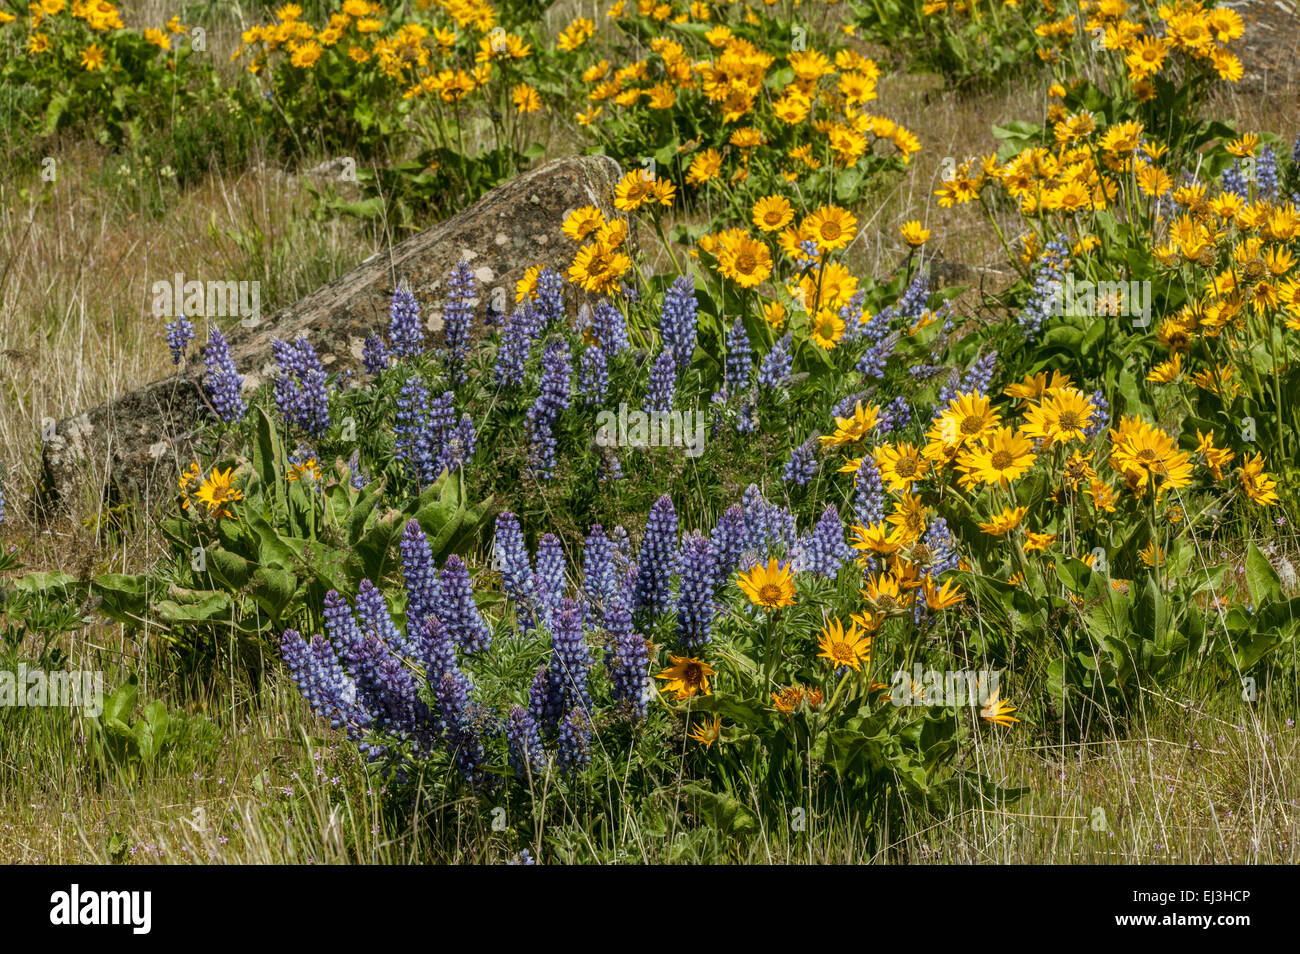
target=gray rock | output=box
[41,154,624,513]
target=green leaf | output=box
[1245,543,1283,607]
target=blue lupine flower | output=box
[608,631,649,719]
[853,455,885,526]
[797,505,851,577]
[202,328,246,423]
[832,391,870,419]
[545,599,592,729]
[783,436,819,486]
[1258,145,1278,201]
[527,665,549,732]
[388,281,424,359]
[531,269,566,330]
[363,332,389,375]
[506,706,546,778]
[415,615,457,690]
[494,511,535,611]
[435,671,485,783]
[634,494,678,615]
[494,304,540,388]
[939,351,998,407]
[578,343,608,405]
[394,375,434,483]
[711,504,746,584]
[724,318,752,397]
[347,450,369,490]
[439,554,493,654]
[739,484,798,558]
[855,338,893,379]
[758,333,793,392]
[1222,161,1249,199]
[735,389,758,434]
[401,519,440,643]
[921,517,959,577]
[281,628,370,736]
[442,262,476,384]
[879,396,912,435]
[602,589,634,644]
[272,336,331,438]
[644,346,677,414]
[448,413,477,470]
[582,524,618,611]
[165,316,194,365]
[534,533,567,623]
[590,299,631,358]
[556,707,591,775]
[1017,238,1069,341]
[526,337,571,479]
[426,390,457,473]
[659,275,698,368]
[795,238,819,270]
[1084,388,1110,440]
[355,578,408,656]
[675,531,718,648]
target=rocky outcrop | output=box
[40,154,624,511]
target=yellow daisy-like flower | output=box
[1146,353,1182,383]
[875,442,928,492]
[762,301,786,328]
[980,689,1019,727]
[819,401,880,447]
[1238,453,1279,507]
[978,505,1028,536]
[809,309,845,350]
[752,195,794,233]
[937,391,1001,447]
[1020,388,1096,447]
[803,205,857,253]
[80,43,107,71]
[567,241,631,294]
[817,617,872,671]
[922,575,965,610]
[899,220,930,247]
[195,467,243,520]
[957,426,1037,489]
[511,82,541,113]
[177,460,202,509]
[772,685,804,715]
[850,520,906,557]
[736,558,796,611]
[716,231,773,288]
[862,572,912,616]
[687,715,722,747]
[287,457,320,484]
[656,655,716,701]
[562,205,606,242]
[1022,530,1058,553]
